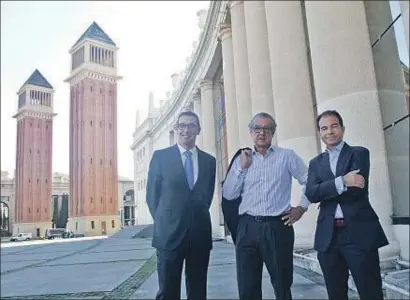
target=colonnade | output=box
[192,1,408,255]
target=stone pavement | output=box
[1,232,356,299]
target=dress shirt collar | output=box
[252,145,276,156]
[177,143,197,156]
[325,140,345,153]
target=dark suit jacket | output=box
[221,147,252,244]
[146,144,216,251]
[305,142,389,252]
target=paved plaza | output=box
[0,228,357,299]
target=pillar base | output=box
[67,215,121,237]
[379,238,401,260]
[294,232,315,249]
[12,222,53,238]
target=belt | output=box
[334,218,345,228]
[242,213,286,223]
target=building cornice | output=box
[133,1,226,145]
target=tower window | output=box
[45,179,48,184]
[110,197,112,203]
[29,178,31,183]
[101,197,103,203]
[91,86,93,92]
[100,159,102,165]
[45,208,47,213]
[28,208,31,213]
[109,123,112,129]
[91,158,93,164]
[91,197,93,203]
[29,148,31,154]
[37,178,39,184]
[90,120,93,126]
[37,208,39,213]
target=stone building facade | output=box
[132,0,409,264]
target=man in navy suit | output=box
[146,111,216,300]
[305,110,388,300]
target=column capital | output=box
[199,80,213,91]
[192,89,201,103]
[218,23,232,41]
[230,1,243,9]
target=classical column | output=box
[400,1,409,52]
[193,90,203,148]
[364,1,409,228]
[305,1,399,258]
[243,2,275,116]
[199,80,223,238]
[218,24,239,160]
[230,1,253,147]
[264,1,320,248]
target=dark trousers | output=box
[318,226,384,300]
[235,214,295,300]
[155,236,210,300]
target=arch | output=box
[0,201,10,235]
[123,188,134,202]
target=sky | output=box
[1,1,408,180]
[1,1,209,179]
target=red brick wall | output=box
[15,117,52,224]
[69,77,118,218]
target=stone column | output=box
[243,2,275,116]
[199,80,223,238]
[265,1,320,248]
[230,1,253,147]
[400,1,409,52]
[305,1,399,258]
[218,24,239,160]
[193,90,203,148]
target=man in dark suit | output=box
[305,110,389,300]
[146,111,216,300]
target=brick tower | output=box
[64,22,121,236]
[12,70,56,237]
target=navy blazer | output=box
[146,144,216,251]
[221,147,252,244]
[305,142,389,252]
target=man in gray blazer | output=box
[146,111,217,300]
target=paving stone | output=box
[1,260,47,273]
[44,249,155,266]
[2,251,73,262]
[0,234,349,300]
[0,261,144,297]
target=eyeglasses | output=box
[176,123,198,131]
[252,126,274,134]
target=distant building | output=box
[12,70,56,238]
[0,171,134,236]
[64,22,122,236]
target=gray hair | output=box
[248,112,277,132]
